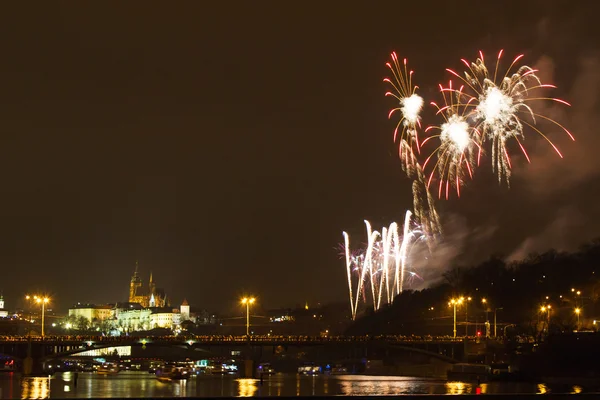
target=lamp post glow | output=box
[481,298,489,338]
[575,308,581,330]
[481,298,489,323]
[35,297,50,338]
[494,307,503,337]
[241,297,255,336]
[541,305,551,329]
[25,295,32,323]
[449,297,464,338]
[465,297,472,336]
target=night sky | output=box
[1,2,599,313]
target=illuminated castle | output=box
[128,262,167,308]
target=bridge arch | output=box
[43,341,212,361]
[386,344,459,363]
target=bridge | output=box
[0,335,471,376]
[0,334,467,345]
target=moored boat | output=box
[96,364,119,375]
[257,363,276,375]
[155,365,189,382]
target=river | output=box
[0,371,594,398]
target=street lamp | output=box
[241,297,255,337]
[575,308,581,330]
[465,297,472,336]
[25,295,32,322]
[494,307,503,337]
[481,298,489,322]
[541,305,551,329]
[35,297,50,338]
[481,298,490,338]
[449,297,464,338]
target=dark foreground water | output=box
[0,372,595,398]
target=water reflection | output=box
[172,379,187,398]
[337,375,443,395]
[479,382,489,394]
[237,378,258,397]
[537,383,549,394]
[1,372,598,398]
[445,381,473,395]
[21,377,50,399]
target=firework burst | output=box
[384,52,441,237]
[385,53,424,173]
[423,81,481,199]
[446,50,575,184]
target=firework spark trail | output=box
[380,225,395,306]
[359,221,376,318]
[398,210,412,294]
[412,165,442,239]
[342,211,425,320]
[385,53,424,173]
[446,50,574,185]
[342,232,354,319]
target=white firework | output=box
[342,211,426,320]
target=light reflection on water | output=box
[237,379,258,397]
[444,381,472,395]
[0,371,595,398]
[20,377,50,399]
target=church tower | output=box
[0,293,6,318]
[129,261,142,303]
[180,299,190,321]
[149,272,156,297]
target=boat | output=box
[155,365,189,382]
[77,362,94,372]
[257,363,276,375]
[96,363,119,375]
[298,364,322,375]
[447,363,491,382]
[202,361,238,375]
[327,364,349,375]
[148,362,164,374]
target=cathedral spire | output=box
[149,271,153,283]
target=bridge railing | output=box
[0,334,466,344]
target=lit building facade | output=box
[68,304,113,322]
[113,304,189,332]
[114,306,152,332]
[150,309,175,329]
[0,295,7,318]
